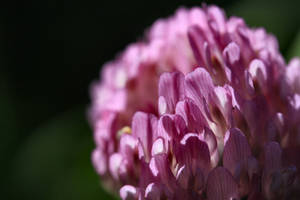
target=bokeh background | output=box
[1,0,300,199]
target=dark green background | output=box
[1,0,300,199]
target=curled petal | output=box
[224,42,240,66]
[120,185,138,200]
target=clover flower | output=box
[90,5,300,199]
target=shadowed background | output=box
[1,0,300,199]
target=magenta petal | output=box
[206,167,239,200]
[175,99,207,132]
[176,133,211,175]
[157,115,174,141]
[262,142,283,199]
[199,127,219,167]
[145,182,161,200]
[223,128,252,176]
[176,165,205,192]
[149,154,177,192]
[263,141,282,174]
[213,86,233,126]
[158,72,185,114]
[120,185,138,200]
[158,114,186,142]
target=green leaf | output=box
[11,107,118,200]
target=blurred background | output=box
[1,0,300,199]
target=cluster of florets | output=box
[90,5,300,199]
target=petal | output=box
[119,134,138,156]
[176,165,205,192]
[92,148,107,175]
[188,25,209,67]
[176,133,211,175]
[120,185,138,200]
[158,72,185,114]
[175,99,207,132]
[109,153,123,180]
[223,42,240,66]
[132,112,158,161]
[207,6,226,34]
[212,86,233,126]
[206,167,239,200]
[184,67,215,108]
[151,137,166,156]
[223,128,252,176]
[263,141,282,174]
[149,154,177,192]
[286,58,300,94]
[199,127,219,167]
[248,59,268,93]
[145,182,161,200]
[158,114,186,142]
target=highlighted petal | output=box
[120,185,138,200]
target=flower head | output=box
[90,5,300,199]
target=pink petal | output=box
[184,67,215,108]
[109,153,123,180]
[151,137,166,156]
[188,25,208,67]
[158,72,185,114]
[206,167,239,200]
[91,149,107,175]
[223,42,240,66]
[132,112,158,161]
